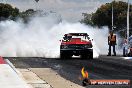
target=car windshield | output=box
[72,36,90,41]
[63,35,90,41]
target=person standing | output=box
[107,31,117,56]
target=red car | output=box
[60,33,93,59]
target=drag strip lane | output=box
[7,56,132,87]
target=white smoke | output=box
[0,15,109,58]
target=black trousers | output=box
[108,45,116,55]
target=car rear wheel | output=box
[60,52,71,59]
[81,52,93,60]
[60,52,66,59]
[88,53,93,59]
[81,54,88,59]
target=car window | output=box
[71,36,90,41]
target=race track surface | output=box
[6,56,132,88]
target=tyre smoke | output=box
[0,15,109,58]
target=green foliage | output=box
[80,13,93,26]
[19,9,36,23]
[81,1,132,37]
[0,3,49,23]
[0,3,37,22]
[0,3,19,20]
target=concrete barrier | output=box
[0,56,31,88]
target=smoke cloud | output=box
[0,14,109,58]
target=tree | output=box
[81,1,132,37]
[0,3,19,20]
[80,13,93,26]
[19,9,38,23]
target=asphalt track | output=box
[6,56,132,88]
